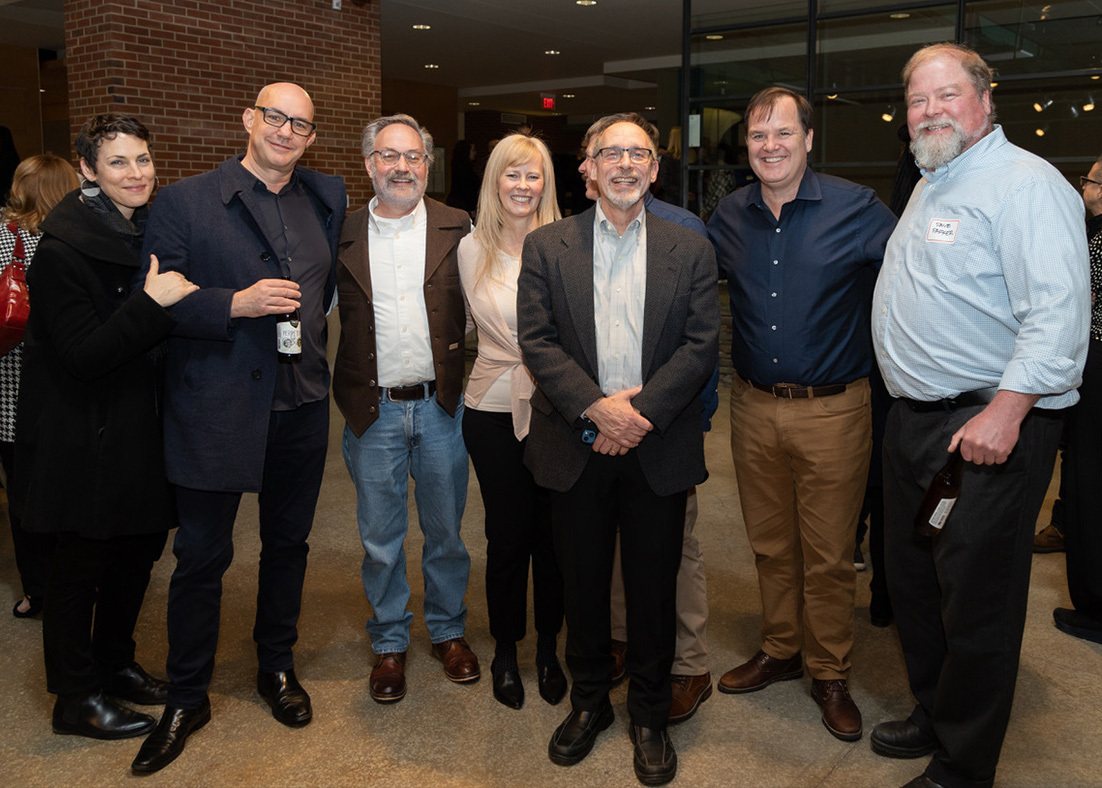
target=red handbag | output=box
[0,221,31,357]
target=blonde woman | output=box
[459,134,564,709]
[1,155,79,618]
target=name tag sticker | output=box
[926,219,960,244]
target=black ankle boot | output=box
[52,690,156,740]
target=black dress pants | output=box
[43,530,167,695]
[1064,338,1102,617]
[165,398,328,709]
[463,407,563,645]
[884,400,1062,788]
[551,451,685,730]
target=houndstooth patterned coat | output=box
[0,222,39,444]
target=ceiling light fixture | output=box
[468,101,480,106]
[1084,95,1096,111]
[562,93,575,98]
[890,12,910,19]
[705,34,724,40]
[881,106,896,122]
[827,93,838,99]
[576,0,597,5]
[424,64,439,69]
[545,50,560,55]
[644,106,656,110]
[1033,98,1053,112]
[990,81,998,88]
[1035,126,1047,136]
[412,24,430,30]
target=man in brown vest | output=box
[333,113,478,705]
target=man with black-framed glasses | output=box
[132,82,347,774]
[333,114,479,708]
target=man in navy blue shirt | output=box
[707,87,896,742]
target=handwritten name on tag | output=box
[926,219,959,244]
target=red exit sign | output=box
[542,96,556,110]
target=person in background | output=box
[1,154,79,619]
[1052,154,1102,643]
[13,114,197,741]
[445,139,480,221]
[459,134,566,710]
[0,126,21,205]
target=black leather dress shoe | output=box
[52,690,155,740]
[629,725,677,786]
[548,702,614,766]
[257,669,312,727]
[491,658,524,709]
[131,699,211,774]
[1054,607,1102,644]
[871,719,939,758]
[900,776,948,788]
[12,595,44,619]
[537,658,567,706]
[102,662,169,706]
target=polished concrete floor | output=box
[1,389,1099,788]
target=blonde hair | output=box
[2,155,80,234]
[666,127,682,159]
[472,134,560,284]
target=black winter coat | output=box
[12,190,177,538]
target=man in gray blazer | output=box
[518,113,718,787]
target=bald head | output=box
[241,82,316,191]
[255,83,314,120]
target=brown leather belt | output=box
[383,381,436,401]
[748,380,847,399]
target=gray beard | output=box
[910,122,966,170]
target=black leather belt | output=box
[902,388,997,413]
[383,381,436,401]
[748,379,847,399]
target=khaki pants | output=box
[610,486,709,676]
[729,375,871,679]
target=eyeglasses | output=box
[370,149,429,167]
[594,146,654,165]
[253,106,316,137]
[1082,175,1102,189]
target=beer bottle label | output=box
[277,320,302,354]
[928,496,957,531]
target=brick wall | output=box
[64,0,381,209]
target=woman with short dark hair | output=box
[13,114,197,740]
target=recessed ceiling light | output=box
[562,93,575,98]
[545,50,561,55]
[424,64,439,69]
[644,106,656,111]
[1035,127,1046,136]
[827,93,838,99]
[412,24,430,30]
[468,101,480,106]
[1093,75,1101,80]
[890,12,910,19]
[576,0,597,5]
[705,34,723,40]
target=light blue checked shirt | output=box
[593,199,647,396]
[873,125,1089,408]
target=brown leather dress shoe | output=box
[668,672,712,723]
[369,652,407,703]
[718,650,803,694]
[610,639,627,687]
[811,678,862,741]
[431,637,481,683]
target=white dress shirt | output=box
[593,199,647,395]
[368,197,435,387]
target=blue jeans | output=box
[341,393,470,654]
